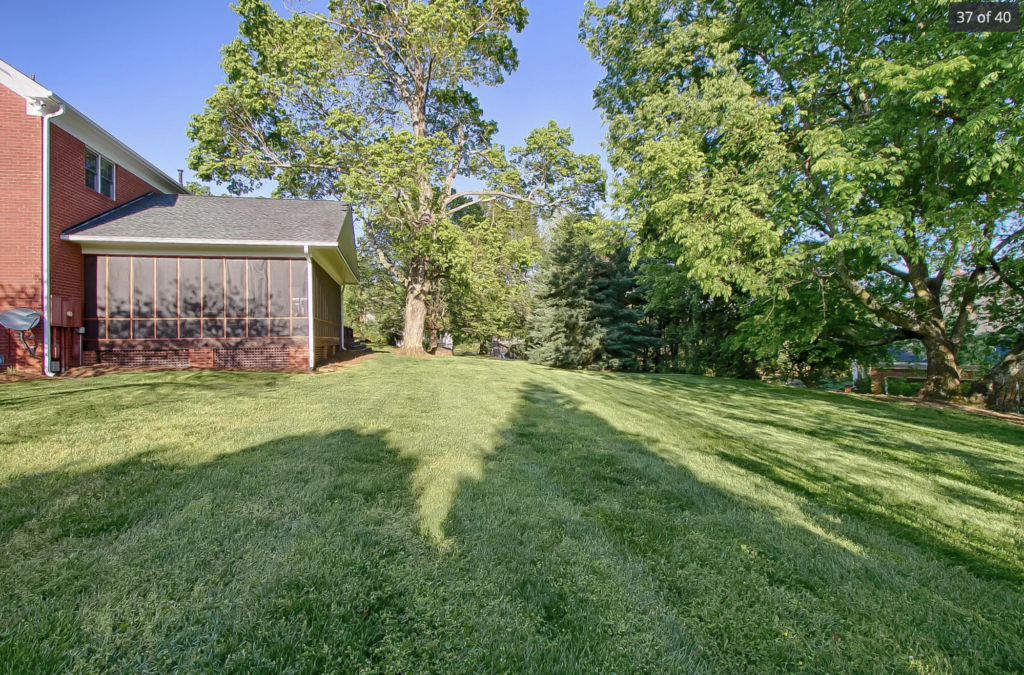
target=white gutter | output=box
[305,246,315,371]
[63,235,342,247]
[340,286,346,351]
[40,104,65,377]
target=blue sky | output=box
[0,1,608,197]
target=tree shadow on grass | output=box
[618,372,1024,449]
[1,383,1023,673]
[443,385,1024,674]
[0,427,426,674]
[574,373,1024,580]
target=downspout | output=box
[340,285,346,351]
[305,246,315,371]
[40,103,65,377]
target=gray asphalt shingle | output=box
[64,193,351,244]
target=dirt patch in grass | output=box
[315,348,381,373]
[0,369,44,384]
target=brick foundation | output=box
[87,347,309,371]
[314,345,339,365]
[101,350,190,369]
[288,346,309,369]
[214,348,290,370]
[188,349,214,369]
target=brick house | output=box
[0,58,357,375]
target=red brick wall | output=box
[0,84,167,372]
[0,85,42,368]
[48,124,160,308]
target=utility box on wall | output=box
[49,296,83,329]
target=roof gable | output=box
[0,57,187,195]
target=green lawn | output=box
[1,356,1022,674]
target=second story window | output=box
[85,149,115,199]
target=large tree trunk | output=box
[972,336,1024,411]
[398,256,430,357]
[920,337,963,401]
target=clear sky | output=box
[0,1,608,197]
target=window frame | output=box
[85,148,116,200]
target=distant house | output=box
[868,360,981,394]
[0,58,358,374]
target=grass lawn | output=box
[1,355,1023,674]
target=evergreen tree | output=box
[640,258,762,378]
[589,248,659,371]
[529,219,601,369]
[530,218,658,370]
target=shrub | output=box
[886,378,923,397]
[855,377,873,394]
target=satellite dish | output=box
[0,308,41,356]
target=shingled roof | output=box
[63,193,352,245]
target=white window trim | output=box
[85,147,116,200]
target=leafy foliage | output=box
[189,0,604,355]
[582,0,1024,400]
[444,202,542,347]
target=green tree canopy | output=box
[189,0,605,356]
[583,0,1024,400]
[530,217,658,371]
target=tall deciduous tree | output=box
[583,0,1024,399]
[445,201,542,347]
[189,0,605,356]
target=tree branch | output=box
[880,264,911,282]
[836,252,928,335]
[950,263,986,351]
[446,197,498,216]
[443,190,538,209]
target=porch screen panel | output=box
[156,258,178,339]
[225,259,246,317]
[132,257,155,339]
[291,260,307,317]
[202,259,225,338]
[106,257,131,339]
[107,257,130,318]
[180,259,202,318]
[312,262,341,340]
[132,258,155,318]
[83,255,313,344]
[270,260,291,337]
[156,258,178,317]
[202,259,224,318]
[247,260,268,317]
[84,256,104,339]
[247,259,269,338]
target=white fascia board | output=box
[0,58,52,103]
[309,246,357,287]
[336,209,360,283]
[0,58,186,195]
[52,101,188,196]
[63,234,338,247]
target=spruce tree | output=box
[589,248,659,371]
[529,220,602,368]
[530,218,658,370]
